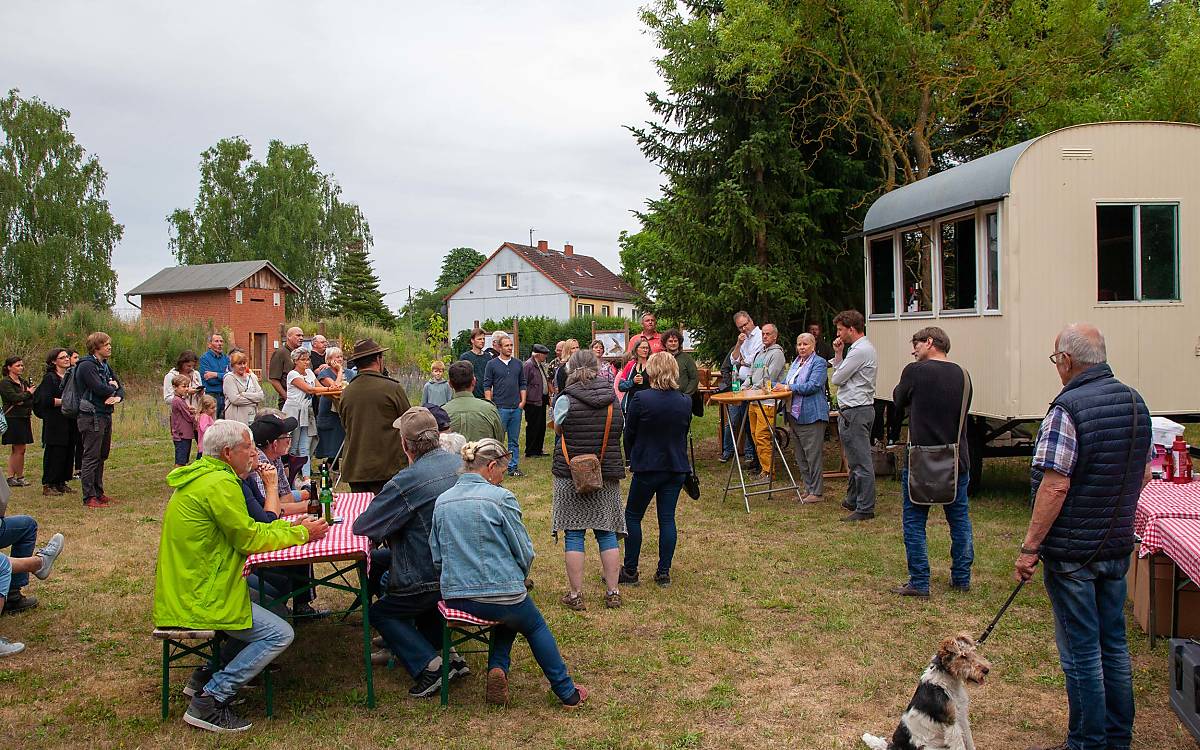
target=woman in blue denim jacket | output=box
[430,438,589,709]
[783,333,830,503]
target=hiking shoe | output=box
[55,483,71,493]
[183,667,213,698]
[800,494,825,504]
[560,592,586,611]
[604,591,622,609]
[0,637,25,657]
[617,567,640,586]
[42,485,63,496]
[1,592,37,615]
[485,667,508,705]
[99,495,117,505]
[840,511,875,522]
[183,692,251,733]
[890,583,930,597]
[718,454,732,463]
[506,469,525,478]
[34,533,65,580]
[83,497,106,509]
[562,685,590,710]
[949,583,972,593]
[840,499,856,511]
[449,655,470,680]
[408,668,443,698]
[371,648,392,666]
[292,603,331,622]
[654,571,671,588]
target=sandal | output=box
[560,592,586,611]
[604,591,622,609]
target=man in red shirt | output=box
[626,312,664,354]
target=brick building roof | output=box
[128,260,300,296]
[446,242,636,302]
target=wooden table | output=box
[709,388,803,511]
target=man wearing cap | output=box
[444,361,505,444]
[522,344,551,458]
[338,339,412,494]
[248,412,311,506]
[352,407,467,698]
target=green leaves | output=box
[0,89,122,313]
[327,242,394,328]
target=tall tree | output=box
[327,241,394,327]
[0,89,122,313]
[435,247,486,289]
[167,137,371,312]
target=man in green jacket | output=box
[443,361,505,443]
[338,339,412,494]
[154,419,327,734]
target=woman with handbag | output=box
[551,349,626,610]
[620,352,692,588]
[33,350,75,496]
[0,357,35,488]
[783,333,830,503]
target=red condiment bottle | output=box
[1170,436,1191,484]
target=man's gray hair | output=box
[203,419,251,458]
[1058,324,1107,366]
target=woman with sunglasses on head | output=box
[32,350,75,496]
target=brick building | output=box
[127,260,300,372]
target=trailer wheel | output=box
[967,417,986,495]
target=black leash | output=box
[977,579,1025,646]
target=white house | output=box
[445,240,639,338]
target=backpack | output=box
[60,366,82,418]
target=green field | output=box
[0,389,1191,749]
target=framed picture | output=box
[594,331,627,359]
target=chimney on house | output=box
[563,243,574,256]
[536,240,548,252]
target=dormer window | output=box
[497,272,518,290]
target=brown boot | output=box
[42,485,64,496]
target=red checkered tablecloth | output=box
[1154,518,1200,586]
[1136,480,1200,556]
[243,492,374,575]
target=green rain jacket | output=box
[152,456,309,630]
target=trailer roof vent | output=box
[1061,146,1094,160]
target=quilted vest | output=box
[552,377,626,481]
[1031,364,1151,562]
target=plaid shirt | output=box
[1033,405,1154,478]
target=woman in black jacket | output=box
[620,351,692,588]
[0,356,36,488]
[33,349,74,496]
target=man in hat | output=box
[443,361,505,444]
[339,339,411,494]
[522,343,551,458]
[248,412,311,506]
[353,407,467,698]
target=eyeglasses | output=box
[1048,351,1070,365]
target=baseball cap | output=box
[393,406,440,443]
[422,403,451,432]
[250,413,298,446]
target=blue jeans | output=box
[721,402,756,461]
[900,468,974,591]
[497,407,522,471]
[173,439,192,465]
[0,515,38,595]
[371,590,442,677]
[205,603,294,703]
[0,555,11,602]
[564,529,618,553]
[1043,556,1134,750]
[294,426,311,478]
[623,471,685,576]
[445,596,576,702]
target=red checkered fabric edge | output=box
[1155,518,1200,586]
[243,493,375,576]
[438,600,499,627]
[1136,480,1200,556]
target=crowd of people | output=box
[0,313,1157,749]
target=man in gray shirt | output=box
[830,310,878,521]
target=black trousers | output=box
[524,403,547,456]
[42,443,74,487]
[78,413,112,501]
[71,419,82,472]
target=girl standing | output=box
[195,396,217,458]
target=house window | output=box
[900,227,933,314]
[577,303,594,316]
[939,217,977,312]
[1097,204,1179,301]
[618,307,624,318]
[984,212,1000,311]
[868,236,896,316]
[601,305,610,316]
[235,289,243,304]
[272,292,280,307]
[497,272,518,290]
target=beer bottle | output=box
[306,472,320,516]
[319,474,335,525]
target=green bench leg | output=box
[161,640,170,720]
[440,624,452,706]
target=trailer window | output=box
[984,212,1000,311]
[939,217,977,312]
[869,237,896,316]
[1097,204,1178,302]
[901,228,933,314]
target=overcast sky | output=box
[1,1,666,312]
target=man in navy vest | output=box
[1016,323,1151,750]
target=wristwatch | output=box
[1019,545,1040,556]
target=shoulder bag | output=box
[683,436,701,499]
[561,404,613,495]
[907,364,970,505]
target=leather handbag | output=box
[683,436,701,499]
[560,404,613,495]
[907,365,970,505]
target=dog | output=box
[861,633,990,750]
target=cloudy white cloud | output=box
[0,0,665,312]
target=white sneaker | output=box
[35,533,65,580]
[0,637,26,657]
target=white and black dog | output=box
[861,633,991,750]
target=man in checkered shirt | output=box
[1016,324,1152,750]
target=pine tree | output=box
[327,241,394,327]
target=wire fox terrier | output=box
[861,633,991,750]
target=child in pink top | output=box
[196,395,217,458]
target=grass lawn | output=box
[0,390,1192,749]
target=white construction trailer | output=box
[856,121,1200,487]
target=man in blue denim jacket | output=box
[352,407,465,699]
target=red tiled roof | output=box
[503,243,636,302]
